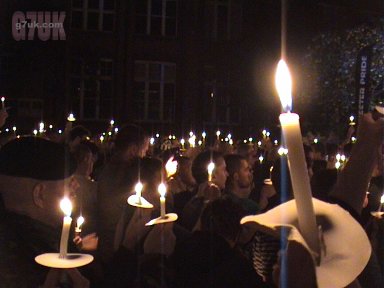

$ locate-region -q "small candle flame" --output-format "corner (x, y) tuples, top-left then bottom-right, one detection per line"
(381, 195), (384, 204)
(1, 97), (5, 102)
(202, 132), (206, 138)
(158, 183), (167, 197)
(77, 216), (84, 229)
(135, 182), (143, 194)
(110, 119), (115, 126)
(60, 198), (72, 217)
(207, 162), (215, 175)
(275, 59), (292, 112)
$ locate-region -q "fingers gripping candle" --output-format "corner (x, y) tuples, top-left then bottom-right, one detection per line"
(276, 59), (320, 256)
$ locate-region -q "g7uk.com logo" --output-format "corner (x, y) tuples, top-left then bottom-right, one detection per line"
(12, 11), (66, 41)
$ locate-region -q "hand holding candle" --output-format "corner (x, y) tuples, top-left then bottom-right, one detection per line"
(59, 198), (72, 259)
(276, 59), (320, 256)
(158, 183), (167, 218)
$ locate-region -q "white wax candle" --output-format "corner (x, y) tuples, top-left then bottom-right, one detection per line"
(276, 59), (320, 255)
(158, 183), (166, 218)
(59, 198), (72, 258)
(280, 113), (320, 254)
(59, 216), (72, 258)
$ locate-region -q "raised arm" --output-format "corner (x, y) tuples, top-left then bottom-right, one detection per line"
(330, 113), (384, 214)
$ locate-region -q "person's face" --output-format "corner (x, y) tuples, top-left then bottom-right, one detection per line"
(213, 157), (228, 190)
(236, 159), (253, 189)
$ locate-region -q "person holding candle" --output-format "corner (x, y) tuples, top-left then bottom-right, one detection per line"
(97, 123), (149, 263)
(179, 150), (228, 231)
(0, 137), (92, 287)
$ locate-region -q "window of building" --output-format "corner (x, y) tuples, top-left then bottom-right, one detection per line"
(205, 0), (231, 40)
(71, 0), (115, 32)
(133, 61), (176, 122)
(70, 58), (114, 120)
(135, 0), (177, 37)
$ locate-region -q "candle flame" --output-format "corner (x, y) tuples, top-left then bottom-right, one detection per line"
(135, 182), (143, 194)
(275, 59), (292, 112)
(77, 216), (84, 229)
(60, 197), (72, 217)
(158, 183), (167, 197)
(381, 195), (384, 204)
(165, 156), (178, 178)
(110, 119), (115, 125)
(207, 162), (215, 175)
(1, 97), (4, 102)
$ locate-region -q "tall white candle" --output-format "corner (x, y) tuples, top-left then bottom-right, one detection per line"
(158, 183), (166, 218)
(59, 198), (72, 258)
(276, 59), (320, 255)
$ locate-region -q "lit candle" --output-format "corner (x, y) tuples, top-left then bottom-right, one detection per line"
(207, 162), (215, 182)
(377, 195), (384, 213)
(158, 183), (167, 218)
(202, 131), (206, 139)
(1, 97), (5, 109)
(180, 138), (185, 149)
(135, 181), (143, 204)
(349, 115), (356, 126)
(39, 122), (45, 133)
(216, 130), (221, 140)
(75, 216), (84, 236)
(110, 119), (115, 127)
(276, 59), (320, 255)
(67, 113), (76, 122)
(59, 198), (72, 258)
(33, 129), (38, 136)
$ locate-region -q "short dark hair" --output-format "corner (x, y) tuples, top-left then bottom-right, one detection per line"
(224, 154), (245, 177)
(114, 124), (148, 151)
(191, 150), (223, 184)
(0, 137), (76, 180)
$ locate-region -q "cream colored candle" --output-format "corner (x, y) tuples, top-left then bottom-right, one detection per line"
(276, 59), (320, 255)
(158, 183), (166, 218)
(59, 198), (72, 258)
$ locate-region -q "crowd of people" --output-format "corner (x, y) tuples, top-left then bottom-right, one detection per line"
(0, 107), (384, 288)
